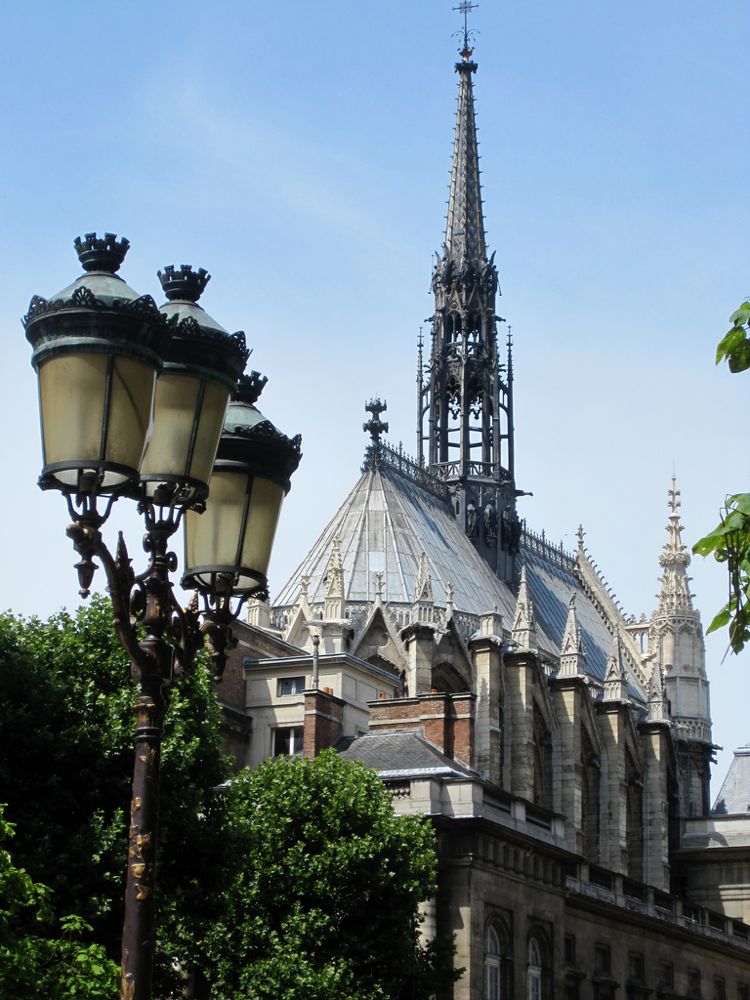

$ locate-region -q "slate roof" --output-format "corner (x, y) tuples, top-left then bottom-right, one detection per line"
(338, 730), (473, 779)
(523, 550), (613, 683)
(275, 465), (518, 622)
(713, 745), (750, 815)
(274, 461), (644, 699)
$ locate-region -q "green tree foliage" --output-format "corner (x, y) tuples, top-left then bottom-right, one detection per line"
(0, 600), (455, 996)
(0, 805), (119, 999)
(199, 750), (458, 1000)
(694, 302), (750, 653)
(0, 596), (231, 993)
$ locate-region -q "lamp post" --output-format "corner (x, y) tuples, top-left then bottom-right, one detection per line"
(23, 233), (301, 1000)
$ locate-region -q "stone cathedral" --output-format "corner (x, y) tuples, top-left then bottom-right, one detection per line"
(217, 30), (750, 1000)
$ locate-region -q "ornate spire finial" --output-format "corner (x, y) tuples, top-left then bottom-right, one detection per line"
(453, 1), (478, 54)
(445, 581), (455, 619)
(668, 474), (681, 514)
(363, 398), (389, 444)
(655, 475), (696, 618)
(576, 524), (585, 549)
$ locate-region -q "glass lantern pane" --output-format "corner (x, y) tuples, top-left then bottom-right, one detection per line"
(39, 354), (106, 484)
(188, 380), (231, 486)
(140, 372), (201, 482)
(140, 373), (229, 495)
(107, 356), (155, 472)
(237, 476), (284, 588)
(185, 469), (246, 574)
(39, 352), (155, 489)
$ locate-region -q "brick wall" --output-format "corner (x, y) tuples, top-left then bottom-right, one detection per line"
(369, 692), (475, 767)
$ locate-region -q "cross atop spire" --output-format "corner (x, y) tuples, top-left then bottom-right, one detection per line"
(453, 1), (478, 51)
(363, 398), (389, 444)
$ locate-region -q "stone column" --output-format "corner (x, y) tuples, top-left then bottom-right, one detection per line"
(469, 612), (504, 784)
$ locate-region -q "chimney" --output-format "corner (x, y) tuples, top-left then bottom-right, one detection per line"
(303, 688), (344, 758)
(368, 692), (475, 767)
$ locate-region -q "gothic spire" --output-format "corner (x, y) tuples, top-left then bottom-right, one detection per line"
(324, 536), (346, 619)
(655, 475), (697, 618)
(418, 25), (519, 586)
(412, 551), (436, 624)
(444, 40), (486, 265)
(603, 633), (629, 702)
(512, 565), (538, 650)
(647, 661), (669, 724)
(558, 594), (586, 678)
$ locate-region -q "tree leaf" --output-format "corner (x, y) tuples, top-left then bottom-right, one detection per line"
(706, 606), (732, 634)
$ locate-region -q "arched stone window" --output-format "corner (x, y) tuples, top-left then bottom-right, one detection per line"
(527, 937), (543, 1000)
(526, 929), (550, 1000)
(486, 925), (502, 1000)
(485, 921), (512, 1000)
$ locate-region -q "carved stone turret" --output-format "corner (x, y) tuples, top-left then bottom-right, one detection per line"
(648, 478), (713, 817)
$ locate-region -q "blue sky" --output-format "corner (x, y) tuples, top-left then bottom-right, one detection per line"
(0, 1), (747, 784)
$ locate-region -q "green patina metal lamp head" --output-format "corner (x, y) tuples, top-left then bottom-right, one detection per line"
(183, 371), (301, 600)
(24, 233), (162, 497)
(138, 264), (250, 507)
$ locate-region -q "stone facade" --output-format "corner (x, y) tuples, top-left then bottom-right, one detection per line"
(211, 32), (750, 1000)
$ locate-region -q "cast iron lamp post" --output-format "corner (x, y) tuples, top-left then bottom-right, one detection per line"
(24, 233), (301, 1000)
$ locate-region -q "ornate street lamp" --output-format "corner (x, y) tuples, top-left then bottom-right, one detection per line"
(183, 372), (302, 678)
(24, 233), (300, 1000)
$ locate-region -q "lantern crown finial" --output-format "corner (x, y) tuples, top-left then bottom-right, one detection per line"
(158, 264), (210, 303)
(74, 232), (130, 273)
(235, 371), (268, 407)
